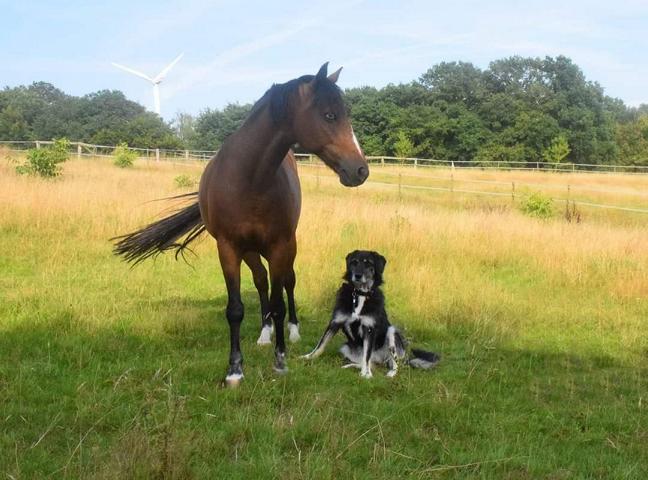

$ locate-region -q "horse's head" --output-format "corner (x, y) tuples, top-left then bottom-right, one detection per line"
(291, 63), (369, 187)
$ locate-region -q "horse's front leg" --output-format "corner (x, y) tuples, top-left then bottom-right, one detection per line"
(218, 241), (245, 387)
(267, 238), (296, 374)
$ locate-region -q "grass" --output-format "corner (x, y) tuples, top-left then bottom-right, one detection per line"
(1, 156), (647, 479)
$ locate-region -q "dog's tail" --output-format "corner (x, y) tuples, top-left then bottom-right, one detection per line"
(407, 348), (440, 369)
(112, 192), (206, 265)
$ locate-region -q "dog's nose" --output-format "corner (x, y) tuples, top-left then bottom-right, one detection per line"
(352, 274), (362, 281)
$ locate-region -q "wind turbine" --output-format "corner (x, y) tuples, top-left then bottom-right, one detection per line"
(111, 53), (184, 115)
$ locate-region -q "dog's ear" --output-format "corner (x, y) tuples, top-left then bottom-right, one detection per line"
(372, 252), (387, 274)
(345, 250), (360, 265)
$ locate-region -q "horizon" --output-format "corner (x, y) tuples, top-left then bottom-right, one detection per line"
(2, 0), (647, 120)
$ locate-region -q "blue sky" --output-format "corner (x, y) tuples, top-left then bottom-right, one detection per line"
(2, 0), (647, 120)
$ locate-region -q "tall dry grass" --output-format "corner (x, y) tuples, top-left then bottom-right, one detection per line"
(1, 156), (646, 357)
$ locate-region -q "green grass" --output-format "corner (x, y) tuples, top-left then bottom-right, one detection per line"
(1, 158), (647, 479)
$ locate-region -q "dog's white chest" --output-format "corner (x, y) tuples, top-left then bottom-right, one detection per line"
(352, 295), (366, 321)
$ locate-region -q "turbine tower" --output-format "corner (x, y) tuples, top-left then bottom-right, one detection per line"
(111, 53), (184, 115)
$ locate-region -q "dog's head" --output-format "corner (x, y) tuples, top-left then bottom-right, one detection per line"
(344, 250), (387, 292)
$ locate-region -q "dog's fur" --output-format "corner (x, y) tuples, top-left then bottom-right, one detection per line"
(302, 250), (440, 378)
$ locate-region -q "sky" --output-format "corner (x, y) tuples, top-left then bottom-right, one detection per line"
(2, 0), (647, 120)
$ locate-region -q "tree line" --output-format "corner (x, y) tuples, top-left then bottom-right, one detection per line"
(1, 56), (647, 165)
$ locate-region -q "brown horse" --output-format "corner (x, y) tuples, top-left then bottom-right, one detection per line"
(113, 63), (368, 385)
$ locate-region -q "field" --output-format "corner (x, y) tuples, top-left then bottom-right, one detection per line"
(1, 155), (647, 479)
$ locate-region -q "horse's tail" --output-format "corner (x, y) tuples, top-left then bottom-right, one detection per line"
(112, 192), (206, 265)
(407, 349), (441, 370)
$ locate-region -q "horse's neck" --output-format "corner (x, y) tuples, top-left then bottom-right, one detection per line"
(236, 106), (295, 183)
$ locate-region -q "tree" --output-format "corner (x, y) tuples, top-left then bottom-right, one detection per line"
(393, 130), (415, 159)
(542, 135), (571, 164)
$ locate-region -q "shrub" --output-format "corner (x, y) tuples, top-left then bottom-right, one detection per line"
(113, 143), (138, 168)
(521, 192), (553, 219)
(16, 138), (70, 177)
(174, 174), (195, 188)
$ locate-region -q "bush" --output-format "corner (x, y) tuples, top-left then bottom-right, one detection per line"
(521, 192), (553, 219)
(174, 174), (195, 188)
(113, 143), (138, 168)
(16, 138), (70, 177)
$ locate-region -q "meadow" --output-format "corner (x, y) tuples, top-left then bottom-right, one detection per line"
(1, 154), (647, 479)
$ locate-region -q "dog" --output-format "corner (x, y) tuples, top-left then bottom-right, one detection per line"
(301, 250), (440, 378)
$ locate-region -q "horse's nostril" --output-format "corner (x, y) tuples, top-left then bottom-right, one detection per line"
(357, 166), (368, 179)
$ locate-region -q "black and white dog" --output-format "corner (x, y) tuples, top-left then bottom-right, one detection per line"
(301, 250), (439, 378)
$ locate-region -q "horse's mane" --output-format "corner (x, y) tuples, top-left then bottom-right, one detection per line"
(248, 74), (343, 125)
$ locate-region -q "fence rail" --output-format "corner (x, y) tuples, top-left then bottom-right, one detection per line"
(2, 140), (647, 215)
(2, 140), (648, 175)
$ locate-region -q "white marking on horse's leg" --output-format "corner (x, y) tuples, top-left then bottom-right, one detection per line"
(288, 323), (301, 343)
(256, 324), (273, 345)
(225, 373), (244, 387)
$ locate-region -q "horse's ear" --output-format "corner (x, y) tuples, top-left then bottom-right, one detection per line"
(328, 66), (343, 84)
(315, 62), (329, 83)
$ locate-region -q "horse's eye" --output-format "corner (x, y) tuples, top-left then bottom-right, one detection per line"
(324, 112), (336, 122)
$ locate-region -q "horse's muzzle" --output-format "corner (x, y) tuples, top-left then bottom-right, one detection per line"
(339, 164), (369, 187)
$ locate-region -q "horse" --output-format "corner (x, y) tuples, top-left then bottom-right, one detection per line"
(113, 63), (369, 386)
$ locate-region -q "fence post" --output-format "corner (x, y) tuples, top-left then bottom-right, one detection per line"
(185, 150), (189, 161)
(36, 141), (41, 149)
(381, 156), (385, 167)
(536, 162), (539, 170)
(77, 143), (81, 160)
(155, 148), (160, 162)
(414, 158), (418, 169)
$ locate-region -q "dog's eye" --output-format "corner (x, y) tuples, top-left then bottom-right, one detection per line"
(350, 259), (358, 266)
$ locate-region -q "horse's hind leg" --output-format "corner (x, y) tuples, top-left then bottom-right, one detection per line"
(267, 239), (296, 374)
(218, 241), (245, 386)
(243, 253), (272, 345)
(285, 267), (300, 343)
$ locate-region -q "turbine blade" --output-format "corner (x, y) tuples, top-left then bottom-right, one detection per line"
(153, 53), (184, 83)
(111, 62), (154, 82)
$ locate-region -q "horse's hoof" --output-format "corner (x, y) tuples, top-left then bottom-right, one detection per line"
(274, 352), (288, 374)
(256, 325), (273, 345)
(225, 373), (244, 388)
(288, 323), (301, 343)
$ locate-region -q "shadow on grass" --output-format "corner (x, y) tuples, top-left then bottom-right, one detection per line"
(1, 302), (646, 479)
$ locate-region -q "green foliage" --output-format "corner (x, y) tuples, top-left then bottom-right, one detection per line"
(191, 103), (252, 150)
(16, 138), (70, 177)
(393, 130), (415, 159)
(0, 84), (181, 149)
(113, 142), (138, 168)
(521, 192), (554, 219)
(543, 135), (571, 164)
(616, 115), (648, 166)
(174, 174), (195, 188)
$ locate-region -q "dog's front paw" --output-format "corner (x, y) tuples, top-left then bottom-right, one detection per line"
(386, 369), (398, 378)
(360, 369), (373, 379)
